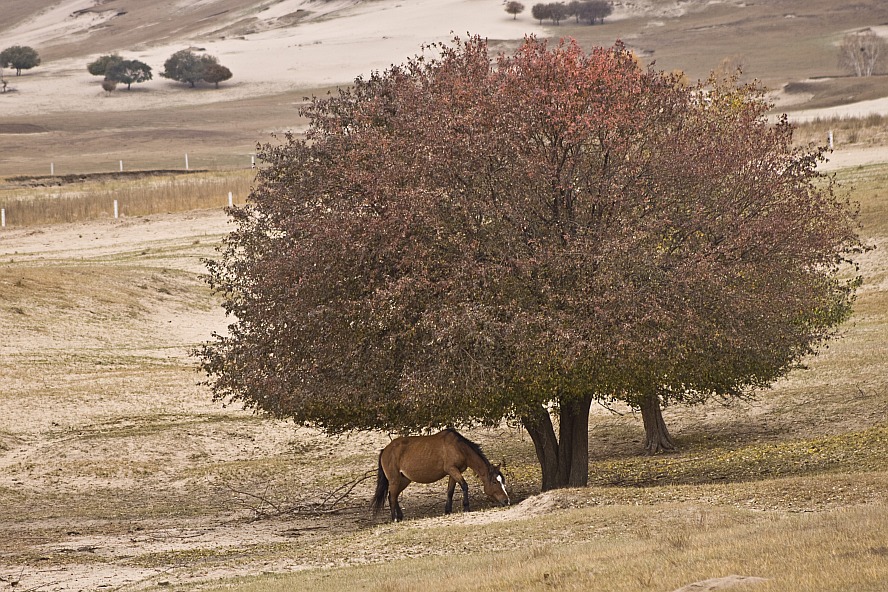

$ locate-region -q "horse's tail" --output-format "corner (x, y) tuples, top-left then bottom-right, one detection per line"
(370, 451), (388, 515)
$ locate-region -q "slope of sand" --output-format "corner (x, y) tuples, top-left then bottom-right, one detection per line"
(0, 0), (544, 117)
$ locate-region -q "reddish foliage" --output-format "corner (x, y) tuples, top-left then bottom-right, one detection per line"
(199, 37), (861, 484)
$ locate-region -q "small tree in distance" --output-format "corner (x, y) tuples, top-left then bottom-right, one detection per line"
(202, 61), (232, 88)
(106, 59), (152, 90)
(0, 45), (41, 76)
(532, 1), (613, 25)
(549, 2), (567, 24)
(505, 1), (525, 19)
(161, 49), (204, 87)
(582, 0), (612, 24)
(839, 30), (887, 77)
(531, 3), (551, 24)
(161, 49), (233, 88)
(87, 54), (124, 77)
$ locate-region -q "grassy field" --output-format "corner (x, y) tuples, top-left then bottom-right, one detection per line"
(0, 156), (885, 591)
(0, 170), (253, 226)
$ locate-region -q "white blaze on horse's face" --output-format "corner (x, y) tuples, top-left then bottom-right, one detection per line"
(496, 474), (509, 504)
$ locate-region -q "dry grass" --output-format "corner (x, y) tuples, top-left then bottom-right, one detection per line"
(0, 170), (253, 227)
(0, 158), (886, 590)
(793, 114), (888, 149)
(208, 494), (888, 592)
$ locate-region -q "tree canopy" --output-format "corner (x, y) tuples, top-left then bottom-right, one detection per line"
(199, 36), (861, 490)
(0, 45), (41, 76)
(87, 54), (124, 77)
(160, 49), (232, 88)
(106, 59), (152, 90)
(505, 1), (525, 19)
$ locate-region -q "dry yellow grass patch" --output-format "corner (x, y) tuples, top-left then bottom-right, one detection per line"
(0, 170), (252, 227)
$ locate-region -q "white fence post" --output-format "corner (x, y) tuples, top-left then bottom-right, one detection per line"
(50, 162), (54, 176)
(228, 191), (233, 207)
(113, 200), (119, 219)
(185, 153), (189, 170)
(120, 160), (124, 172)
(1, 208), (5, 228)
(828, 130), (834, 149)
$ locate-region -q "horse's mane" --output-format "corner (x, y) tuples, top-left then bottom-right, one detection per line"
(445, 428), (492, 466)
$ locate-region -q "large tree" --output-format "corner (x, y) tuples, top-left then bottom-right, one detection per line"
(0, 45), (40, 75)
(614, 74), (862, 454)
(199, 37), (861, 491)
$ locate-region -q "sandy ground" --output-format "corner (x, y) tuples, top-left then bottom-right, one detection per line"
(0, 209), (551, 591)
(3, 0), (887, 172)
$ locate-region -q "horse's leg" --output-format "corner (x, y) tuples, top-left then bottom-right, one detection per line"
(388, 474), (410, 522)
(446, 469), (470, 512)
(445, 476), (457, 514)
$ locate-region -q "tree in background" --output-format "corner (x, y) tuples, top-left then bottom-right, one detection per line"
(87, 54), (124, 77)
(198, 37), (861, 491)
(160, 49), (204, 87)
(202, 61), (233, 88)
(533, 1), (613, 25)
(548, 2), (567, 24)
(531, 3), (551, 24)
(105, 59), (152, 90)
(505, 1), (525, 19)
(0, 45), (41, 76)
(161, 50), (232, 88)
(577, 0), (612, 24)
(839, 30), (887, 77)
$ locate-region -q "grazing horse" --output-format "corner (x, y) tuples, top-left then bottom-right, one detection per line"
(371, 428), (510, 522)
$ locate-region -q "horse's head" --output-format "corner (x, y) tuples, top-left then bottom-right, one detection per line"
(484, 465), (510, 507)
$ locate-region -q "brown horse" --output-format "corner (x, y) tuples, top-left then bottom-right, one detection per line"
(371, 428), (510, 522)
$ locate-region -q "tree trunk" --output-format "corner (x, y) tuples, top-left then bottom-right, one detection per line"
(559, 396), (592, 486)
(639, 392), (675, 454)
(521, 406), (561, 491)
(521, 396), (593, 491)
